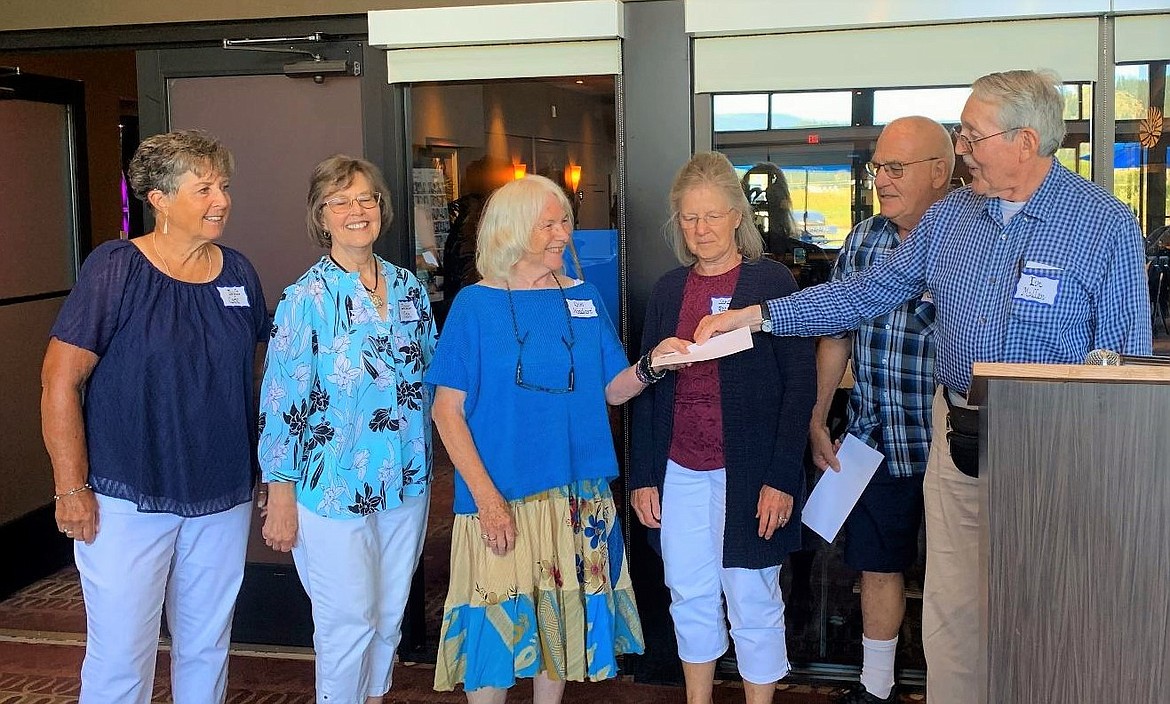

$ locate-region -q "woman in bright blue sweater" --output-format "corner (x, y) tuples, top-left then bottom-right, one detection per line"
(428, 175), (686, 703)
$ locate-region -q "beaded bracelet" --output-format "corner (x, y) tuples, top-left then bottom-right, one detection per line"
(53, 483), (92, 501)
(635, 352), (667, 385)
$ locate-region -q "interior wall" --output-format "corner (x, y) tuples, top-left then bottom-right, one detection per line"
(0, 50), (137, 249)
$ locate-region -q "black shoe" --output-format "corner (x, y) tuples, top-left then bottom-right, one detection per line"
(832, 682), (898, 703)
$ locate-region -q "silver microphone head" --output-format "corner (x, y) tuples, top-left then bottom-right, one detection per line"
(1085, 349), (1122, 366)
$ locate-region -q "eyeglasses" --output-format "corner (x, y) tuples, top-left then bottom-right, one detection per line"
(678, 208), (736, 230)
(865, 157), (942, 179)
(506, 277), (576, 394)
(323, 192), (382, 214)
(951, 125), (1022, 153)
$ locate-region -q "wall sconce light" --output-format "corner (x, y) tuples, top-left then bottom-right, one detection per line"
(566, 164), (582, 193)
(513, 163), (528, 180)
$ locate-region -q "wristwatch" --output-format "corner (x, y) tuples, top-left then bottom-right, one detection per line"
(759, 301), (773, 333)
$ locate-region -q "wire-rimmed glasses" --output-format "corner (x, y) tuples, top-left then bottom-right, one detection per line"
(678, 207), (736, 230)
(864, 157), (943, 179)
(951, 125), (1022, 153)
(506, 277), (576, 394)
(323, 192), (382, 214)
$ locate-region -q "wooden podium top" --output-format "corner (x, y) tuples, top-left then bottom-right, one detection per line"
(968, 362), (1170, 404)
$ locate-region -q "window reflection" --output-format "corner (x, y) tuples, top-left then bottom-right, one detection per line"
(770, 91), (852, 128)
(713, 93), (769, 131)
(874, 87), (969, 125)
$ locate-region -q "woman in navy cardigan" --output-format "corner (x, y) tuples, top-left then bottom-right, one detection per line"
(630, 151), (816, 704)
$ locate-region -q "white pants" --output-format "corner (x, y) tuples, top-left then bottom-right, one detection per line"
(922, 387), (986, 704)
(660, 461), (789, 685)
(75, 493), (251, 704)
(292, 491), (430, 703)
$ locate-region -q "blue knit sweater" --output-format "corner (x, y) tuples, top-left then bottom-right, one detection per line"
(630, 258), (816, 568)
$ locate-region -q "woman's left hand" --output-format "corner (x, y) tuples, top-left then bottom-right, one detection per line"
(649, 336), (693, 372)
(756, 485), (794, 539)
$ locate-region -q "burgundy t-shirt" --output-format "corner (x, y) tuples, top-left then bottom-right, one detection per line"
(668, 264), (741, 470)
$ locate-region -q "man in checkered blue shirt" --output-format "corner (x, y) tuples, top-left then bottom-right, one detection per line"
(696, 70), (1151, 704)
(809, 117), (953, 704)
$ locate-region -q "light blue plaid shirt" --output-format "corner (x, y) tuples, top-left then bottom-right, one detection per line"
(768, 161), (1151, 395)
(832, 216), (935, 478)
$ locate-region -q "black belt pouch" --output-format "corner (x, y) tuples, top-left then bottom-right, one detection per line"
(944, 390), (981, 478)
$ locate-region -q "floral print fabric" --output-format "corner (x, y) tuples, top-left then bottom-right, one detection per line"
(434, 479), (644, 692)
(258, 256), (437, 519)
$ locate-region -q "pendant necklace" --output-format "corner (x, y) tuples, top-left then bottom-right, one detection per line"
(331, 255), (383, 308)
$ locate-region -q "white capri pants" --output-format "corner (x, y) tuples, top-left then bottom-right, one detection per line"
(660, 460), (790, 685)
(74, 493), (251, 704)
(291, 490), (430, 703)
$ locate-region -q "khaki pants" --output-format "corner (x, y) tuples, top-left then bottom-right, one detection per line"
(922, 386), (987, 704)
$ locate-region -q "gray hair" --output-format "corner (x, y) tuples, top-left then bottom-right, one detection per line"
(971, 69), (1066, 156)
(475, 175), (574, 281)
(306, 155), (394, 248)
(665, 151), (764, 266)
(127, 129), (234, 207)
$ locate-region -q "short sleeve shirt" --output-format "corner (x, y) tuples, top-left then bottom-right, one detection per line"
(50, 240), (269, 516)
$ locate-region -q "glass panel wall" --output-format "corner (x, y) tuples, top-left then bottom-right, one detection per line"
(1114, 62), (1168, 235)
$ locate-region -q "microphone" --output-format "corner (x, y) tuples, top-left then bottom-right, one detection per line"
(1085, 349), (1170, 366)
(1084, 349), (1122, 366)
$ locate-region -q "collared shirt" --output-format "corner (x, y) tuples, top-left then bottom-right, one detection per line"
(831, 216), (935, 477)
(766, 162), (1151, 395)
(259, 256), (437, 519)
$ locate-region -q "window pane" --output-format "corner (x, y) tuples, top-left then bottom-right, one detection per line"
(1059, 84), (1092, 121)
(1115, 64), (1149, 120)
(1112, 142), (1144, 223)
(1055, 142), (1092, 179)
(714, 94), (769, 131)
(873, 87), (969, 125)
(784, 165), (853, 249)
(770, 91), (852, 128)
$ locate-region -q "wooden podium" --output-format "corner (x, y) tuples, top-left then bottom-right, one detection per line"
(969, 363), (1170, 703)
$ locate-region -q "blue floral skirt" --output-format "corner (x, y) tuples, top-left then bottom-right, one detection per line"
(433, 478), (644, 691)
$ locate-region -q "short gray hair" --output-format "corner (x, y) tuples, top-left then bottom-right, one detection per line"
(127, 130), (234, 207)
(971, 69), (1066, 156)
(475, 175), (574, 281)
(665, 151), (764, 266)
(306, 155), (393, 248)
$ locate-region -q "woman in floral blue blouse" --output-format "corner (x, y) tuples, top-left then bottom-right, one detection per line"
(257, 155), (437, 704)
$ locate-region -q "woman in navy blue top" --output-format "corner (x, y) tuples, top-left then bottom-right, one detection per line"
(41, 130), (267, 704)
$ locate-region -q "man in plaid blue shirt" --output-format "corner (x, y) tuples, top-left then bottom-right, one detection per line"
(697, 71), (1151, 704)
(809, 117), (953, 704)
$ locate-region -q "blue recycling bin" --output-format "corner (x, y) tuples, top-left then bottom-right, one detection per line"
(563, 228), (619, 322)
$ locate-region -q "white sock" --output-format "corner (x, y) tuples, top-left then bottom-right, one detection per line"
(859, 634), (898, 699)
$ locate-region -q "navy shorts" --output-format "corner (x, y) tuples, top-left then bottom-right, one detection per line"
(842, 460), (925, 573)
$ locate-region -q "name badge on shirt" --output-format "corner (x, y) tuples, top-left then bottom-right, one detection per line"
(217, 286), (249, 307)
(1014, 274), (1060, 305)
(710, 296), (732, 314)
(567, 299), (598, 318)
(398, 300), (420, 323)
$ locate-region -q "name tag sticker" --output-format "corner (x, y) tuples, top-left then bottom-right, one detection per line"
(217, 286), (249, 307)
(710, 296), (732, 314)
(398, 300), (420, 323)
(1024, 260), (1063, 271)
(567, 299), (598, 318)
(1014, 274), (1060, 305)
